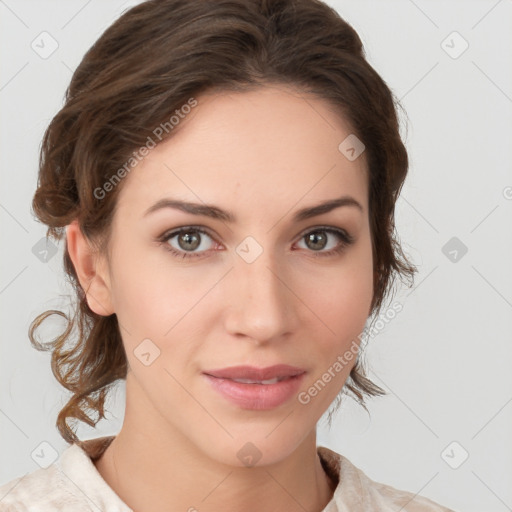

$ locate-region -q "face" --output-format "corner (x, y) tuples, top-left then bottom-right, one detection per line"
(95, 85), (373, 467)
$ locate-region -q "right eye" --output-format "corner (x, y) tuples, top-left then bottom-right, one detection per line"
(158, 227), (220, 259)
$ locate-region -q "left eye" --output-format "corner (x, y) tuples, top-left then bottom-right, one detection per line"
(295, 228), (351, 254)
(158, 226), (354, 259)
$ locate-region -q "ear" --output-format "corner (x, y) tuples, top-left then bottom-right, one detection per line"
(66, 219), (115, 316)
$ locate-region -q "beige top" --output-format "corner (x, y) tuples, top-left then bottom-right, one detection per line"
(0, 436), (457, 511)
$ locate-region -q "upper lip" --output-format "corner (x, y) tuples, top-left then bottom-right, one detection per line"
(203, 364), (306, 381)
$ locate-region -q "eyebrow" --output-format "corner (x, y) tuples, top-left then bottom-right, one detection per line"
(143, 195), (363, 223)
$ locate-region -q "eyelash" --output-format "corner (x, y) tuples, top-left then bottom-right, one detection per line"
(157, 225), (355, 260)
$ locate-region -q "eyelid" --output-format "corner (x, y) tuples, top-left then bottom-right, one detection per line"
(159, 224), (352, 242)
(158, 225), (217, 245)
(158, 226), (218, 254)
(157, 224), (354, 258)
(297, 224), (353, 241)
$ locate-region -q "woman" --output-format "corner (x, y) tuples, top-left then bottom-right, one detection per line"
(0, 0), (456, 510)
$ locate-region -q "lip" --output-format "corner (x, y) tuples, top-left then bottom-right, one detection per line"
(203, 365), (306, 410)
(204, 364), (306, 381)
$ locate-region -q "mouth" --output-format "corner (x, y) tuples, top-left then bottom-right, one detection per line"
(222, 376), (290, 385)
(202, 365), (306, 410)
(203, 364), (306, 382)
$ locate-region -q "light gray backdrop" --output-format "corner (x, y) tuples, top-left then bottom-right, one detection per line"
(1, 1), (511, 511)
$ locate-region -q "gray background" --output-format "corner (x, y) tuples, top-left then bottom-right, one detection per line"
(1, 1), (511, 511)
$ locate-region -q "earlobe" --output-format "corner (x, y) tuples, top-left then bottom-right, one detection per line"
(66, 220), (114, 317)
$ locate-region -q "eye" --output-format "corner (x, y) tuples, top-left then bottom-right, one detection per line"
(157, 225), (355, 260)
(158, 227), (217, 259)
(294, 227), (355, 258)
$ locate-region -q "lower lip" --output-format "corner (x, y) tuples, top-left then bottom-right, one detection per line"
(203, 373), (306, 410)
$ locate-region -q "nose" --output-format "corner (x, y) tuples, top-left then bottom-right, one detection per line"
(223, 247), (296, 345)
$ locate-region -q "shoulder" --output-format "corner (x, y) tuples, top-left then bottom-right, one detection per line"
(0, 453), (81, 511)
(317, 446), (458, 512)
(0, 437), (129, 511)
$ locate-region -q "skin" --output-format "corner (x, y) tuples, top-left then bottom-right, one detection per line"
(66, 84), (373, 512)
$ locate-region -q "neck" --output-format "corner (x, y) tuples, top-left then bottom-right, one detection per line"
(94, 374), (336, 512)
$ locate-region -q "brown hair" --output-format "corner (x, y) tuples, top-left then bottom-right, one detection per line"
(29, 0), (417, 444)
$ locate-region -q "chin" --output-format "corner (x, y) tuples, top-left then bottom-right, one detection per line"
(197, 423), (313, 469)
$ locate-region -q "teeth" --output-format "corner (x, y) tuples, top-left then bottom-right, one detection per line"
(231, 377), (281, 385)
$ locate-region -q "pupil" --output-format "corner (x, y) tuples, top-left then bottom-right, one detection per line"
(176, 231), (327, 252)
(308, 232), (326, 250)
(180, 232), (200, 250)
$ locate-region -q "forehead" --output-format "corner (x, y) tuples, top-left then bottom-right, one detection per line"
(116, 85), (368, 219)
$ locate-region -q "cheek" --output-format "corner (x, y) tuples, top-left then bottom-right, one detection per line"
(106, 239), (173, 338)
(314, 243), (373, 324)
(309, 240), (373, 362)
(297, 258), (373, 411)
(108, 247), (216, 364)
(109, 226), (373, 349)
